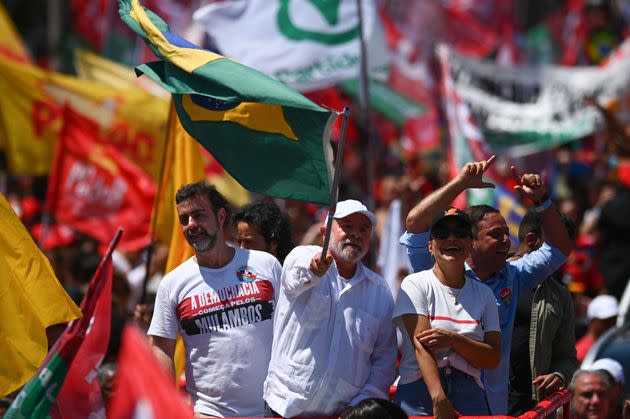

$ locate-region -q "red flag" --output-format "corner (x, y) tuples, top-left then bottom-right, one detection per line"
(71, 0), (111, 49)
(52, 231), (119, 419)
(108, 325), (194, 418)
(6, 230), (121, 418)
(46, 106), (155, 251)
(30, 223), (76, 250)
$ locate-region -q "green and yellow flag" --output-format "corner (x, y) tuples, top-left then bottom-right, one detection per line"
(118, 0), (337, 205)
(0, 193), (81, 397)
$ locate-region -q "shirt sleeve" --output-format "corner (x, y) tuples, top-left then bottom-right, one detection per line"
(399, 231), (433, 273)
(481, 287), (501, 333)
(511, 242), (567, 295)
(392, 272), (429, 320)
(281, 246), (324, 296)
(147, 277), (179, 340)
(270, 256), (283, 302)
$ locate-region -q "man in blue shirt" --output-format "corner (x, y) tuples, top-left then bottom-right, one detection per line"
(399, 155), (573, 415)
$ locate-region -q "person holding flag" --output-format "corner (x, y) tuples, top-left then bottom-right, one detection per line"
(263, 199), (397, 418)
(148, 181), (281, 417)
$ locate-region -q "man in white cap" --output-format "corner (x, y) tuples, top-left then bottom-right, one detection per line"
(263, 199), (397, 418)
(590, 358), (627, 418)
(576, 295), (619, 361)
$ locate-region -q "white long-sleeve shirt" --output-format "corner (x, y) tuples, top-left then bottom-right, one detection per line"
(263, 245), (397, 418)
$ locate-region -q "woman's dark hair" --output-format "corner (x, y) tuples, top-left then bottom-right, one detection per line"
(233, 200), (293, 263)
(344, 398), (408, 419)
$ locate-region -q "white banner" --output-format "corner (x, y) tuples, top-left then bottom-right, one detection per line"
(443, 39), (630, 156)
(194, 0), (388, 91)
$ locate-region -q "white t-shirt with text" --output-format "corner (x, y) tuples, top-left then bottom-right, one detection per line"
(148, 248), (281, 417)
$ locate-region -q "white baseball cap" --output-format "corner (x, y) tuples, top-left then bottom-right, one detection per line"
(328, 199), (376, 226)
(587, 295), (619, 320)
(590, 358), (625, 384)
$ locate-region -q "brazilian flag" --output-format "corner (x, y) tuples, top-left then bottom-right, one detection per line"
(118, 0), (337, 205)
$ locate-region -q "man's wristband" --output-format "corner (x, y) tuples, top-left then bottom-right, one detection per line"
(534, 198), (553, 213)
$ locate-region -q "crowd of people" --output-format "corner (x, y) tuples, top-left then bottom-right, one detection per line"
(2, 138), (630, 418)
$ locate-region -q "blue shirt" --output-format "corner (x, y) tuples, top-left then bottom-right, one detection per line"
(399, 231), (567, 415)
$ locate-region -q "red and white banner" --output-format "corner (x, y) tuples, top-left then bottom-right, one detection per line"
(46, 106), (155, 251)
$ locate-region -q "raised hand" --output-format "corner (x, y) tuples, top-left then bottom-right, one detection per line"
(511, 165), (548, 203)
(455, 155), (496, 190)
(310, 252), (333, 277)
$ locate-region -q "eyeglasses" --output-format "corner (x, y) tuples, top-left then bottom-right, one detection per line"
(431, 225), (472, 240)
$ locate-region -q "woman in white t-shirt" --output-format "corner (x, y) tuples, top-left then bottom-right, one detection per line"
(393, 208), (501, 418)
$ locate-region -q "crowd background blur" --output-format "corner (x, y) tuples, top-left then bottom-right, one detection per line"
(2, 0), (630, 415)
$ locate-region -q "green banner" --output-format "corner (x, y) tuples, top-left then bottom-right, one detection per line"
(338, 78), (425, 127)
(5, 353), (68, 419)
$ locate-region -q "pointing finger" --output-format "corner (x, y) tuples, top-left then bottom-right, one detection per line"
(510, 165), (522, 185)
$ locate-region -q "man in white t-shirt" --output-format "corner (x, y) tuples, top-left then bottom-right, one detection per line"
(263, 200), (397, 418)
(148, 181), (281, 418)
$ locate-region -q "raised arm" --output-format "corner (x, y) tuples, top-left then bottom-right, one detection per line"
(281, 247), (332, 295)
(511, 167), (574, 256)
(406, 156), (496, 233)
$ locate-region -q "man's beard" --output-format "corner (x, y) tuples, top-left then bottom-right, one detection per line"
(185, 228), (217, 252)
(330, 239), (367, 264)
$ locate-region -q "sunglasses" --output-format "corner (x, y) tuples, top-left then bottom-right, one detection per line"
(431, 225), (472, 240)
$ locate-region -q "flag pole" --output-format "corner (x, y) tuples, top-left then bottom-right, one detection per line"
(321, 106), (351, 261)
(140, 101), (175, 305)
(356, 0), (374, 211)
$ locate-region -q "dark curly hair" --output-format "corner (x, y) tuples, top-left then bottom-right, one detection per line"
(233, 200), (293, 263)
(175, 181), (230, 220)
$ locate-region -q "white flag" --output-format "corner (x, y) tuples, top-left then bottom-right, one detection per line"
(194, 0), (389, 91)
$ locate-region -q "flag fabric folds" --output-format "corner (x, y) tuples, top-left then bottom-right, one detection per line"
(152, 102), (207, 269)
(0, 56), (168, 180)
(0, 194), (81, 398)
(46, 106), (155, 252)
(5, 230), (119, 418)
(107, 325), (194, 418)
(118, 0), (338, 205)
(192, 0), (389, 92)
(74, 48), (169, 99)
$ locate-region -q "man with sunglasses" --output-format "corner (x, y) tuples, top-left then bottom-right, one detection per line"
(399, 156), (574, 415)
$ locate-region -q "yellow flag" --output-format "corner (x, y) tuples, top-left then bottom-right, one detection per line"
(0, 57), (168, 181)
(0, 4), (31, 151)
(0, 193), (81, 397)
(152, 103), (207, 379)
(74, 49), (169, 99)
